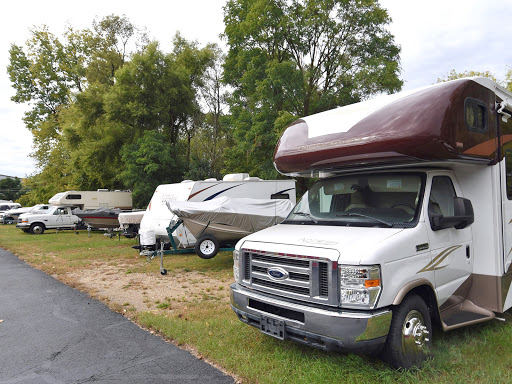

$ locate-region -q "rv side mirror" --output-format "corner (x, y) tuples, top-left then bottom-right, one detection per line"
(429, 197), (474, 231)
(452, 197), (474, 229)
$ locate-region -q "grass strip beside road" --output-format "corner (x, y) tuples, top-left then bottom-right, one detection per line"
(1, 225), (512, 383)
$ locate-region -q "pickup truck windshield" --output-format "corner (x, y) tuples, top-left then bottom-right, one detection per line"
(283, 173), (425, 228)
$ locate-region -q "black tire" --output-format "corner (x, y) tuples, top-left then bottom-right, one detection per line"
(29, 223), (45, 235)
(160, 269), (168, 275)
(195, 235), (220, 259)
(383, 294), (432, 370)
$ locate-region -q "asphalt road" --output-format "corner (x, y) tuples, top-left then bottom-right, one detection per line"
(0, 248), (234, 384)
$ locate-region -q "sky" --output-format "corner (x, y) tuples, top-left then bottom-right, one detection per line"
(1, 0), (511, 179)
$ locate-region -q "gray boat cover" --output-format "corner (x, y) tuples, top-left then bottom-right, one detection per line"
(165, 197), (294, 233)
(118, 210), (145, 225)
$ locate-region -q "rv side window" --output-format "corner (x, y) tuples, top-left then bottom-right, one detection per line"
(429, 176), (456, 217)
(464, 98), (488, 133)
(66, 194), (82, 200)
(506, 150), (512, 200)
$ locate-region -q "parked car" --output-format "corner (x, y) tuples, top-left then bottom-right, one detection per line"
(17, 205), (81, 234)
(1, 204), (50, 224)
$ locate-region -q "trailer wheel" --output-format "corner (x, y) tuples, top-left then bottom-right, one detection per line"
(195, 235), (220, 259)
(29, 223), (45, 235)
(383, 294), (432, 369)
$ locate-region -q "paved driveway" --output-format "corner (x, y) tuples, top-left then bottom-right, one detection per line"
(0, 248), (234, 384)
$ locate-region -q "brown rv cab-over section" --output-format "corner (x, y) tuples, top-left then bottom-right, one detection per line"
(274, 79), (498, 176)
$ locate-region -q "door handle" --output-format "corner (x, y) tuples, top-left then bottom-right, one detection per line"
(466, 245), (470, 259)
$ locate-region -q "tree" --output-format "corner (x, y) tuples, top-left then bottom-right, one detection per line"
(0, 178), (24, 201)
(222, 0), (402, 178)
(120, 130), (186, 207)
(186, 45), (232, 179)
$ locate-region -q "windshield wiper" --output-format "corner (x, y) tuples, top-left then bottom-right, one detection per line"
(336, 212), (393, 227)
(291, 212), (318, 224)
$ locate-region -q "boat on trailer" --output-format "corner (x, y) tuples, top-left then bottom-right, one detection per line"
(165, 196), (294, 259)
(73, 208), (122, 229)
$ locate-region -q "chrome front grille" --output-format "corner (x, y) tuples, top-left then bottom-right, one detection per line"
(241, 249), (338, 306)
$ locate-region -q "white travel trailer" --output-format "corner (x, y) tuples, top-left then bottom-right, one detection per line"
(48, 190), (132, 210)
(230, 78), (512, 369)
(139, 173), (296, 248)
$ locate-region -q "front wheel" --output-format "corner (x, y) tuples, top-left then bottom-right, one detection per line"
(195, 235), (220, 259)
(383, 294), (432, 369)
(29, 223), (45, 235)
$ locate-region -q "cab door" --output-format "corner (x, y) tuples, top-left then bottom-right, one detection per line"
(424, 173), (473, 307)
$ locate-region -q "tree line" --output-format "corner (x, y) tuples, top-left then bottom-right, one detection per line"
(9, 1), (409, 207)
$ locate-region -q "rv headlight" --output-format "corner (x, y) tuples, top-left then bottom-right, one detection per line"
(339, 265), (381, 309)
(233, 249), (240, 281)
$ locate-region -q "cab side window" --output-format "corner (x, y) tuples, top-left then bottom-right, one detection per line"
(429, 176), (457, 217)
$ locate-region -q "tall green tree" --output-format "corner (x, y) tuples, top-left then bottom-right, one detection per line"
(186, 45), (232, 179)
(120, 130), (186, 207)
(222, 0), (402, 178)
(8, 15), (144, 194)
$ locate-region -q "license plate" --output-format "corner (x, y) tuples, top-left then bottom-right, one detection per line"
(260, 315), (285, 340)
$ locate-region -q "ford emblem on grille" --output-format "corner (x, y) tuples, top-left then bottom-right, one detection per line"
(267, 267), (289, 280)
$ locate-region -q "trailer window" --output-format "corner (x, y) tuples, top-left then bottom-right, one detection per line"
(66, 194), (82, 200)
(464, 98), (488, 133)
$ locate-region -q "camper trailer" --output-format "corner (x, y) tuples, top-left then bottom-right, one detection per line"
(48, 190), (132, 210)
(139, 174), (296, 249)
(230, 78), (512, 369)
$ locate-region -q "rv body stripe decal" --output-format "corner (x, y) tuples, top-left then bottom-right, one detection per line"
(464, 134), (512, 157)
(417, 245), (462, 274)
(275, 188), (295, 194)
(204, 184), (242, 201)
(187, 183), (221, 200)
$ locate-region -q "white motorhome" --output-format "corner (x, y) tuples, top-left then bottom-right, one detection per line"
(140, 173), (296, 248)
(230, 78), (512, 369)
(48, 190), (132, 210)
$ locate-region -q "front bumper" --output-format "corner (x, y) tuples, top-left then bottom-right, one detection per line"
(16, 223), (30, 229)
(230, 283), (392, 353)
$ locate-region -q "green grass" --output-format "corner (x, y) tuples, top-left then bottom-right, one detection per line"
(2, 224), (512, 383)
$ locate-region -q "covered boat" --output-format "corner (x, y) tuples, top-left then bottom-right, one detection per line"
(73, 208), (122, 229)
(166, 196), (294, 241)
(274, 78), (511, 176)
(118, 210), (145, 238)
(166, 196), (294, 258)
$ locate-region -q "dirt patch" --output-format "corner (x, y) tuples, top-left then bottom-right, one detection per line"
(63, 263), (231, 314)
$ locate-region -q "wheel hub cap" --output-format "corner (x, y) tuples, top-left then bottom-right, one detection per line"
(402, 310), (430, 356)
(200, 240), (215, 255)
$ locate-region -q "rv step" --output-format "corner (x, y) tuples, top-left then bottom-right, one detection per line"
(443, 311), (491, 327)
(441, 300), (495, 330)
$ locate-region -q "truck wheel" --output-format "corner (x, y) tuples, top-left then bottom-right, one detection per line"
(383, 294), (432, 369)
(29, 223), (45, 235)
(195, 235), (219, 259)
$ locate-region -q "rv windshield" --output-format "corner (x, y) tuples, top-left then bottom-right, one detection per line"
(283, 173), (425, 228)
